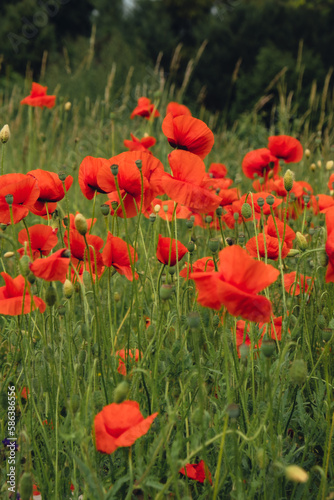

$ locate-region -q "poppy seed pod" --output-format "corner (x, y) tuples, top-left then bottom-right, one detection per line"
(5, 194), (13, 206)
(208, 238), (220, 253)
(58, 172), (67, 182)
(216, 206), (223, 216)
(160, 284), (174, 300)
(100, 204), (110, 216)
(257, 197), (265, 208)
(110, 164), (119, 176)
(74, 213), (88, 236)
(0, 124), (10, 143)
(261, 339), (276, 358)
(266, 195), (275, 206)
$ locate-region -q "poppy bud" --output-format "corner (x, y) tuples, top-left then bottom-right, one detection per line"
(208, 238), (220, 253)
(0, 124), (10, 143)
(326, 160), (334, 171)
(63, 279), (74, 299)
(241, 203), (252, 219)
(19, 255), (30, 277)
(111, 200), (118, 211)
(266, 195), (275, 206)
(64, 101), (72, 111)
(310, 163), (316, 171)
(100, 204), (110, 216)
(261, 339), (276, 358)
(303, 195), (310, 204)
(4, 251), (14, 258)
(114, 291), (121, 302)
(317, 160), (322, 168)
(285, 465), (308, 483)
(296, 232), (308, 251)
(257, 197), (265, 209)
(114, 381), (129, 404)
(205, 215), (212, 224)
(305, 148), (311, 158)
(19, 472), (33, 500)
(187, 241), (195, 253)
(74, 213), (88, 236)
(160, 284), (174, 300)
(287, 249), (300, 257)
(45, 285), (57, 307)
(233, 212), (239, 221)
(154, 204), (161, 213)
(216, 206), (223, 216)
(135, 159), (142, 170)
(289, 359), (307, 385)
(227, 403), (240, 420)
(5, 194), (13, 205)
(110, 164), (119, 176)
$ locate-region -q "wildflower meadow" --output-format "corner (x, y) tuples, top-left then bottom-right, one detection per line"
(1, 60), (334, 500)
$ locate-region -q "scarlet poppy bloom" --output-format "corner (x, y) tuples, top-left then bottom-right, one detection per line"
(18, 224), (58, 260)
(180, 460), (212, 485)
(325, 207), (334, 282)
(27, 169), (73, 215)
(0, 174), (40, 225)
(284, 272), (314, 295)
(261, 315), (285, 341)
(102, 232), (138, 281)
(29, 249), (71, 283)
(190, 245), (279, 322)
(235, 320), (263, 357)
(156, 234), (188, 266)
(94, 400), (158, 454)
(328, 173), (334, 191)
(79, 156), (110, 200)
(208, 163), (228, 178)
(268, 135), (303, 163)
(266, 215), (295, 249)
(0, 272), (46, 315)
(242, 148), (279, 180)
(166, 101), (192, 117)
(201, 176), (233, 191)
(162, 113), (214, 159)
(20, 82), (56, 109)
(180, 257), (215, 279)
(162, 150), (221, 213)
(146, 199), (191, 222)
(64, 229), (104, 276)
(124, 133), (156, 153)
(318, 194), (334, 213)
(21, 387), (29, 400)
(116, 349), (141, 376)
(240, 192), (282, 216)
(246, 233), (290, 260)
(97, 151), (164, 218)
(130, 97), (160, 120)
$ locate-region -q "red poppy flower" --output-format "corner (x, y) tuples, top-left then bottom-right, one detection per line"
(284, 272), (314, 295)
(18, 224), (58, 260)
(180, 257), (215, 279)
(0, 174), (40, 225)
(97, 151), (164, 218)
(102, 232), (138, 281)
(201, 176), (234, 191)
(94, 400), (158, 454)
(268, 135), (303, 163)
(266, 215), (295, 249)
(156, 234), (188, 266)
(162, 113), (214, 159)
(208, 163), (228, 178)
(27, 169), (73, 214)
(130, 97), (160, 120)
(79, 156), (110, 200)
(29, 248), (71, 283)
(124, 133), (156, 153)
(116, 349), (141, 376)
(21, 387), (29, 400)
(0, 272), (46, 315)
(328, 173), (334, 191)
(235, 320), (263, 357)
(242, 148), (279, 180)
(20, 82), (56, 109)
(162, 150), (221, 213)
(190, 245), (279, 322)
(166, 102), (192, 117)
(325, 207), (334, 282)
(64, 229), (104, 276)
(261, 315), (285, 341)
(318, 194), (334, 213)
(64, 213), (96, 232)
(180, 460), (212, 485)
(246, 233), (290, 260)
(145, 199), (191, 221)
(240, 192), (282, 216)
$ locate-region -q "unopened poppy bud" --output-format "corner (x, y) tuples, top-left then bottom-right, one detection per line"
(187, 241), (195, 253)
(285, 465), (308, 483)
(216, 206), (223, 216)
(0, 124), (10, 143)
(114, 291), (121, 302)
(296, 232), (308, 251)
(317, 160), (322, 168)
(58, 172), (67, 182)
(19, 472), (33, 500)
(135, 159), (142, 170)
(208, 238), (220, 253)
(45, 285), (57, 306)
(283, 169), (294, 192)
(233, 212), (239, 221)
(261, 339), (276, 358)
(257, 197), (265, 208)
(19, 255), (30, 277)
(326, 160), (334, 171)
(154, 204), (161, 213)
(63, 279), (74, 299)
(317, 249), (328, 267)
(287, 248), (300, 257)
(5, 194), (13, 205)
(160, 284), (174, 300)
(186, 219), (194, 229)
(310, 163), (316, 171)
(187, 311), (200, 329)
(305, 148), (311, 158)
(64, 101), (72, 111)
(289, 359), (307, 385)
(100, 204), (110, 216)
(205, 215), (212, 224)
(114, 381), (129, 404)
(241, 203), (252, 219)
(227, 403), (240, 420)
(4, 251), (14, 258)
(74, 213), (88, 236)
(110, 164), (119, 176)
